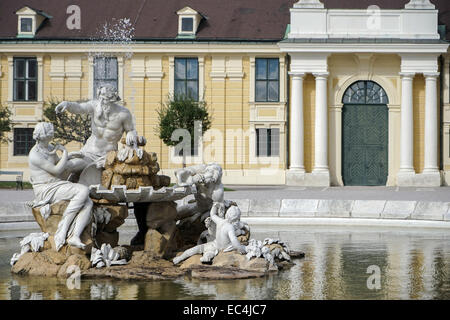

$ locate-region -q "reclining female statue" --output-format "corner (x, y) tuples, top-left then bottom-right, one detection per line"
(29, 122), (93, 251)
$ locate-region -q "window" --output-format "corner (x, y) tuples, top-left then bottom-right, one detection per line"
(175, 58), (199, 100)
(13, 128), (35, 156)
(342, 81), (389, 105)
(256, 128), (279, 157)
(94, 57), (118, 98)
(255, 58), (279, 102)
(20, 18), (32, 33)
(181, 18), (194, 32)
(13, 58), (37, 101)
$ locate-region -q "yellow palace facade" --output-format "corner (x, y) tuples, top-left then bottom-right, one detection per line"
(1, 0), (450, 187)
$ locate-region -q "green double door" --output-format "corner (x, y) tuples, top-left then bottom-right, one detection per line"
(342, 104), (388, 186)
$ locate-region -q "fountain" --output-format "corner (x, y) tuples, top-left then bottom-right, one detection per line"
(9, 18), (301, 282)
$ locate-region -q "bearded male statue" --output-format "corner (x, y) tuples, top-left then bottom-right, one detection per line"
(55, 85), (139, 176)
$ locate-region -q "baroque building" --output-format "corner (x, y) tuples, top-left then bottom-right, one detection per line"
(0, 0), (449, 187)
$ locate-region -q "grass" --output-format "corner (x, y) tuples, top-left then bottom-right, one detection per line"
(0, 181), (32, 189)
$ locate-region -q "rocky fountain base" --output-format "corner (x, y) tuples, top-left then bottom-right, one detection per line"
(11, 147), (303, 281)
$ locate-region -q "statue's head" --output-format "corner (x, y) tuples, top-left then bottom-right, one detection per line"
(225, 205), (241, 223)
(33, 122), (54, 142)
(97, 84), (120, 104)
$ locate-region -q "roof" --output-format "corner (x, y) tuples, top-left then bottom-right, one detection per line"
(0, 0), (449, 41)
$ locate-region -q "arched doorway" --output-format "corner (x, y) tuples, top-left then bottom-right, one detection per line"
(342, 81), (389, 186)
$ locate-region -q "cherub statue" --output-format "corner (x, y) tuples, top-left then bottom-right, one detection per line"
(29, 122), (93, 251)
(175, 163), (224, 222)
(197, 201), (250, 245)
(173, 202), (246, 265)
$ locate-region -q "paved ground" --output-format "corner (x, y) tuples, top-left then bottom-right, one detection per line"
(225, 185), (450, 202)
(0, 185), (449, 203)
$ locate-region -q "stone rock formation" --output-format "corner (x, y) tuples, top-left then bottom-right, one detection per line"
(144, 201), (178, 258)
(101, 140), (170, 190)
(30, 200), (128, 254)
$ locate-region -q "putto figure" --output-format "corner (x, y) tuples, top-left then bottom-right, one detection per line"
(55, 84), (138, 174)
(173, 203), (246, 265)
(175, 163), (224, 221)
(29, 122), (93, 251)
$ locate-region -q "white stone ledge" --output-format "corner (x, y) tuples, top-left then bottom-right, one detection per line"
(242, 217), (450, 229)
(248, 199), (281, 217)
(1, 199), (450, 230)
(241, 199), (450, 222)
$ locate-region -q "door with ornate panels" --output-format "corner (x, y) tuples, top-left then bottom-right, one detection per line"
(342, 81), (389, 186)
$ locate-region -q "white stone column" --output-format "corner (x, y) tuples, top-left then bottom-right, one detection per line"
(399, 73), (415, 173)
(423, 72), (440, 173)
(289, 72), (305, 172)
(313, 72), (329, 173)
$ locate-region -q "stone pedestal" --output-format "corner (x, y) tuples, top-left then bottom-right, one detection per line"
(397, 172), (442, 187)
(286, 171), (330, 186)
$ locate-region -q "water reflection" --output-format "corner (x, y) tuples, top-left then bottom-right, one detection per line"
(1, 226), (450, 300)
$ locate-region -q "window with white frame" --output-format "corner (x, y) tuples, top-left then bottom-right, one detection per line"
(175, 58), (199, 100)
(13, 128), (35, 156)
(13, 58), (37, 101)
(256, 128), (279, 157)
(181, 17), (194, 32)
(20, 18), (33, 33)
(255, 58), (279, 102)
(94, 57), (118, 98)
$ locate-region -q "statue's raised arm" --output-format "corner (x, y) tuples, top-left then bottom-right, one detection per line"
(53, 85), (143, 182)
(55, 100), (95, 115)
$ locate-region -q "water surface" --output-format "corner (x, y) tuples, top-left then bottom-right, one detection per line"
(1, 225), (449, 300)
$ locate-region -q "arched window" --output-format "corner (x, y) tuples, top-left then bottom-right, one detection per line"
(342, 81), (389, 105)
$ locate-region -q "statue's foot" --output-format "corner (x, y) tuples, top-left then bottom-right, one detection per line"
(200, 255), (213, 264)
(54, 234), (66, 252)
(173, 256), (183, 265)
(67, 236), (86, 250)
(130, 231), (146, 246)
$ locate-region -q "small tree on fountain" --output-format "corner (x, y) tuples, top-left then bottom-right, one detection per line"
(43, 98), (92, 145)
(157, 94), (212, 168)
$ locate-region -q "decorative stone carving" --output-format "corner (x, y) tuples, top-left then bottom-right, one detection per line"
(101, 139), (169, 191)
(293, 0), (325, 9)
(405, 0), (435, 10)
(90, 243), (128, 268)
(10, 232), (49, 266)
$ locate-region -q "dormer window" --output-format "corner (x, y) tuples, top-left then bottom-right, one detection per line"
(177, 7), (202, 38)
(15, 6), (52, 38)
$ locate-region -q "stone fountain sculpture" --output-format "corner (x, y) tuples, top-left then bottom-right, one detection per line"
(10, 85), (299, 280)
(54, 84), (139, 183)
(28, 122), (93, 251)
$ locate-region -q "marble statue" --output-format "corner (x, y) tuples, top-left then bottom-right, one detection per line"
(29, 122), (93, 251)
(197, 200), (250, 245)
(176, 163), (224, 222)
(90, 243), (127, 268)
(10, 232), (49, 266)
(55, 85), (138, 175)
(173, 202), (246, 265)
